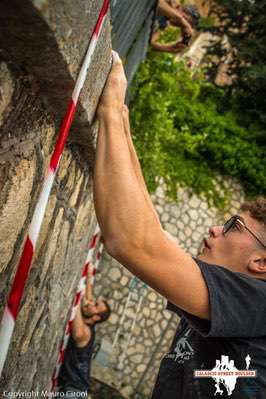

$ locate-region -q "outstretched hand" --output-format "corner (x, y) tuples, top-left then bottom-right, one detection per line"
(168, 41), (186, 53)
(182, 23), (193, 39)
(97, 51), (127, 118)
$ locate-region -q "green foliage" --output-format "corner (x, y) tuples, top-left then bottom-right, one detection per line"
(208, 0), (266, 128)
(157, 25), (181, 44)
(198, 16), (215, 30)
(130, 51), (266, 208)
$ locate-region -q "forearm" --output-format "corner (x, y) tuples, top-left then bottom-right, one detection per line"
(85, 274), (93, 303)
(151, 42), (179, 53)
(94, 111), (161, 253)
(122, 108), (160, 223)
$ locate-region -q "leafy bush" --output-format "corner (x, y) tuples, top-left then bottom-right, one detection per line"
(156, 25), (181, 43)
(208, 0), (266, 129)
(130, 50), (266, 208)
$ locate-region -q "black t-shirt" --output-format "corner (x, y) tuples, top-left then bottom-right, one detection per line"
(58, 327), (95, 394)
(151, 259), (266, 399)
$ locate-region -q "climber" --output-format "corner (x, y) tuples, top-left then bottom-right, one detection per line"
(151, 1), (200, 53)
(94, 52), (266, 398)
(57, 268), (111, 399)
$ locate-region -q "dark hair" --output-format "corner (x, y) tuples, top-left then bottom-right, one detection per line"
(96, 299), (111, 324)
(241, 197), (266, 229)
(183, 5), (200, 28)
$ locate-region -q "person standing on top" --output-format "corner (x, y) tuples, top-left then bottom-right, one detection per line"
(151, 1), (200, 53)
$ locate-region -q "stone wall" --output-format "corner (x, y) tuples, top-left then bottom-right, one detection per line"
(91, 180), (245, 398)
(0, 0), (158, 395)
(0, 0), (111, 392)
(0, 62), (97, 391)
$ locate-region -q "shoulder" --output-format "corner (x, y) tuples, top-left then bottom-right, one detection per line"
(197, 258), (266, 290)
(74, 325), (93, 348)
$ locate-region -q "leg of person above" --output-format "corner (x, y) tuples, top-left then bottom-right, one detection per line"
(157, 0), (193, 36)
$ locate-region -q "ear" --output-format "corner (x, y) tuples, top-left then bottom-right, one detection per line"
(247, 252), (266, 274)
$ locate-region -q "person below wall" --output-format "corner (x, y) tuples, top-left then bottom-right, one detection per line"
(93, 51), (266, 399)
(151, 0), (200, 53)
(57, 268), (111, 399)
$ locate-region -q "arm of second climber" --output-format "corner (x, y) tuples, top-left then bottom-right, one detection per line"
(83, 266), (94, 307)
(72, 302), (92, 348)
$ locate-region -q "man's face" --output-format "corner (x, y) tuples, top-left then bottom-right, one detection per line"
(82, 298), (107, 321)
(197, 212), (265, 273)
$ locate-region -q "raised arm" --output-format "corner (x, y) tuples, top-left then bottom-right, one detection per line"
(72, 302), (92, 348)
(94, 53), (210, 320)
(84, 266), (94, 305)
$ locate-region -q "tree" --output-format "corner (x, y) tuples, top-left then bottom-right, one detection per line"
(208, 0), (266, 131)
(130, 51), (266, 208)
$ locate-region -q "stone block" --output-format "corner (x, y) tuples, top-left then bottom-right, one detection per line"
(184, 226), (192, 237)
(0, 62), (14, 126)
(120, 275), (129, 286)
(155, 204), (163, 215)
(161, 212), (169, 222)
(147, 291), (157, 302)
(109, 267), (122, 282)
(170, 204), (180, 218)
(192, 231), (202, 242)
(189, 196), (201, 209)
(137, 364), (146, 373)
(188, 209), (198, 221)
(181, 213), (189, 224)
(142, 307), (150, 318)
(0, 157), (36, 275)
(164, 223), (178, 237)
(156, 186), (165, 199)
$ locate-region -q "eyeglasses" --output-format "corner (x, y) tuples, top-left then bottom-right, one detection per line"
(223, 215), (266, 249)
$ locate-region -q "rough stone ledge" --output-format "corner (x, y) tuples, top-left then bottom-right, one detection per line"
(0, 0), (111, 158)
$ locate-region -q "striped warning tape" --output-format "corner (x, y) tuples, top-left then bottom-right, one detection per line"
(0, 0), (109, 377)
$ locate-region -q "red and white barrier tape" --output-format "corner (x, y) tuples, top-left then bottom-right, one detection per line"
(51, 225), (103, 391)
(0, 0), (109, 377)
